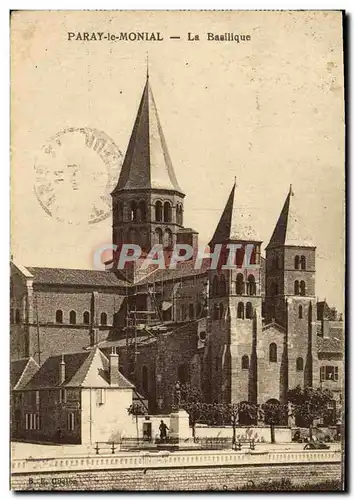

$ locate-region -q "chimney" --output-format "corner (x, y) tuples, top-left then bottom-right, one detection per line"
(109, 347), (120, 386)
(59, 354), (66, 384)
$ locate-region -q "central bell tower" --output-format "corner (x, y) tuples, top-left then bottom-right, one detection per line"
(111, 73), (185, 256)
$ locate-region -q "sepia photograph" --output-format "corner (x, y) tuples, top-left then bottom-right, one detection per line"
(10, 9), (345, 491)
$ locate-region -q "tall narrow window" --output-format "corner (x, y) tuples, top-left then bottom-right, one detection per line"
(219, 274), (227, 296)
(67, 412), (75, 431)
(100, 312), (107, 326)
(118, 202), (124, 222)
(69, 310), (76, 325)
(236, 273), (244, 295)
(83, 311), (90, 324)
(155, 228), (163, 244)
(130, 201), (137, 221)
(300, 255), (306, 270)
(189, 303), (195, 319)
(155, 201), (162, 222)
(295, 256), (300, 269)
(164, 228), (173, 248)
(137, 201), (147, 222)
(300, 281), (306, 296)
(15, 309), (20, 324)
(298, 305), (303, 319)
(247, 275), (256, 296)
(163, 201), (172, 222)
(237, 302), (244, 319)
(294, 280), (300, 295)
(320, 366), (325, 382)
(212, 275), (219, 297)
(56, 310), (63, 324)
(296, 357), (304, 371)
(246, 302), (253, 319)
(269, 343), (277, 362)
(242, 355), (249, 370)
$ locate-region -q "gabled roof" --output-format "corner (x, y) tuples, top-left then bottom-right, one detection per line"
(112, 76), (183, 195)
(317, 336), (343, 354)
(267, 185), (315, 249)
(210, 182), (261, 245)
(26, 267), (128, 287)
(11, 357), (39, 390)
(262, 321), (286, 334)
(18, 348), (133, 390)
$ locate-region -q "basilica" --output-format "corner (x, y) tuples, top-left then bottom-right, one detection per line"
(10, 73), (343, 423)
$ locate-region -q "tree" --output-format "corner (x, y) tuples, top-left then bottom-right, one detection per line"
(288, 385), (334, 441)
(180, 384), (206, 439)
(127, 402), (147, 439)
(259, 401), (287, 444)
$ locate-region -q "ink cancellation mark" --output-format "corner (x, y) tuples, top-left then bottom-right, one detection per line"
(34, 128), (123, 225)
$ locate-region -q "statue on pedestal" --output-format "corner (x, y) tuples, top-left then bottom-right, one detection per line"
(174, 380), (181, 410)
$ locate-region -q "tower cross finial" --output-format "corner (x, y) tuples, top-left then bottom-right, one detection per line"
(289, 184), (294, 196)
(146, 53), (149, 80)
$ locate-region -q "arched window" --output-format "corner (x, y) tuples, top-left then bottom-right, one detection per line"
(246, 302), (253, 319)
(118, 202), (124, 222)
(100, 312), (107, 326)
(163, 228), (173, 248)
(142, 365), (148, 394)
(300, 281), (306, 296)
(15, 309), (20, 324)
(163, 201), (172, 222)
(295, 256), (300, 270)
(83, 311), (90, 324)
(269, 343), (277, 362)
(130, 201), (137, 221)
(212, 275), (219, 297)
(237, 302), (244, 319)
(176, 204), (183, 225)
(294, 280), (300, 295)
(296, 357), (304, 371)
(247, 275), (256, 296)
(137, 201), (147, 222)
(189, 303), (195, 319)
(56, 310), (63, 324)
(242, 355), (249, 370)
(219, 303), (224, 320)
(236, 273), (244, 295)
(69, 310), (76, 325)
(155, 228), (163, 245)
(300, 255), (306, 270)
(219, 274), (227, 296)
(155, 201), (162, 222)
(298, 305), (303, 319)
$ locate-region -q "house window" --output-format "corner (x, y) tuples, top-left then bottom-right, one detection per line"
(100, 312), (107, 326)
(295, 256), (300, 270)
(67, 412), (75, 431)
(298, 305), (303, 319)
(69, 310), (76, 325)
(56, 310), (63, 324)
(300, 255), (306, 270)
(269, 343), (277, 362)
(25, 413), (39, 430)
(242, 355), (249, 370)
(96, 388), (106, 406)
(83, 311), (90, 324)
(296, 357), (303, 371)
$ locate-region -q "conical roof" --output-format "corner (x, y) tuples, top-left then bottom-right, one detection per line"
(112, 76), (183, 195)
(210, 182), (261, 244)
(267, 185), (314, 249)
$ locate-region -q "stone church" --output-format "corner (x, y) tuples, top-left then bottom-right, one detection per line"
(10, 73), (343, 422)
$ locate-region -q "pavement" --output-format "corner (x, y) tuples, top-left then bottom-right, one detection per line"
(11, 441), (342, 461)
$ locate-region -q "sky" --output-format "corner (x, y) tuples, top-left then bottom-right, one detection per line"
(11, 10), (345, 310)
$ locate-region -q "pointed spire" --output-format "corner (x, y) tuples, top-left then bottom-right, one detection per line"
(146, 53), (149, 80)
(209, 183), (261, 245)
(112, 75), (183, 195)
(267, 186), (314, 249)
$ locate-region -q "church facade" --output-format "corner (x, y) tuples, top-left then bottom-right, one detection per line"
(10, 73), (343, 422)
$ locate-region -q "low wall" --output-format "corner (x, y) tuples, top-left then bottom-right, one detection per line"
(11, 449), (342, 491)
(194, 425), (291, 443)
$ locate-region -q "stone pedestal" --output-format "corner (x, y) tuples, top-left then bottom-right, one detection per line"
(169, 410), (191, 440)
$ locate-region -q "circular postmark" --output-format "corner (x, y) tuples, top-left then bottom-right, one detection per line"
(34, 127), (123, 225)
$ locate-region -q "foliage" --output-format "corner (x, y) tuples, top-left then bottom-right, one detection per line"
(288, 385), (333, 428)
(127, 402), (147, 417)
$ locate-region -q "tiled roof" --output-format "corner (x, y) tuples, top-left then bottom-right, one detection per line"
(210, 182), (261, 245)
(317, 336), (343, 353)
(112, 77), (183, 195)
(19, 348), (133, 390)
(135, 259), (210, 286)
(11, 357), (39, 390)
(27, 267), (128, 287)
(267, 186), (314, 249)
